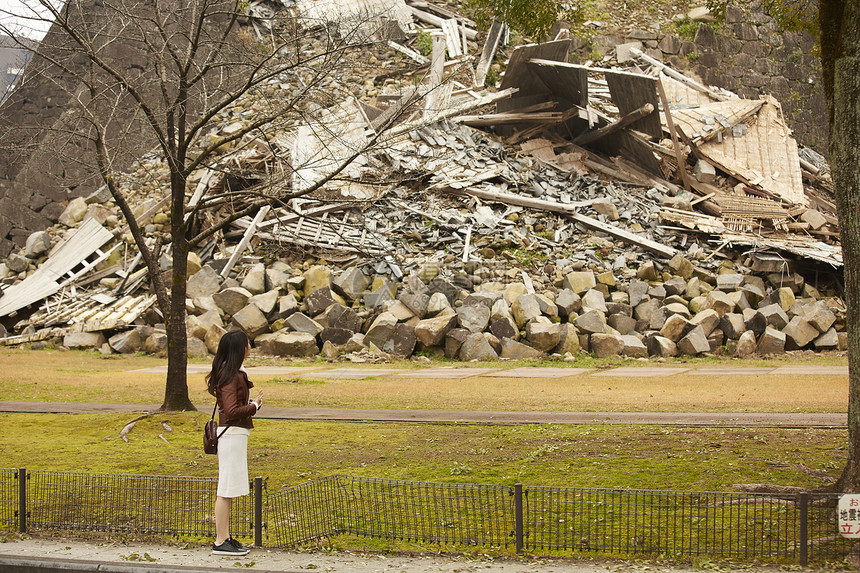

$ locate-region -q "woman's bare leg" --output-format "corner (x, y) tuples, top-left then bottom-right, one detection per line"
(214, 496), (232, 545)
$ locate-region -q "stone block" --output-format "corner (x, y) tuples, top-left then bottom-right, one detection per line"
(416, 313), (459, 347)
(64, 331), (107, 349)
(240, 263), (266, 295)
(108, 330), (141, 354)
(285, 312), (324, 337)
(620, 334), (647, 357)
(232, 304), (270, 340)
(734, 330), (757, 357)
(332, 267), (370, 301)
(213, 287), (253, 316)
(256, 331), (318, 357)
(459, 332), (498, 361)
(563, 271), (596, 294)
(782, 316), (819, 348)
(757, 327), (786, 355)
(187, 265), (223, 299)
(646, 335), (677, 357)
(500, 338), (544, 359)
(590, 333), (623, 358)
(677, 325), (710, 355)
(525, 320), (561, 352)
(690, 308), (720, 336)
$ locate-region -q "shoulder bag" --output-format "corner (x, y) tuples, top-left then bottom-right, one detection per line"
(203, 402), (229, 454)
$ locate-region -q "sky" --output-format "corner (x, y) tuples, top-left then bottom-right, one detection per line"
(0, 0), (57, 41)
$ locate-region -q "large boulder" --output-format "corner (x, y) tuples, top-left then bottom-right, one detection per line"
(213, 287), (253, 316)
(757, 327), (786, 355)
(415, 312), (459, 347)
(553, 323), (580, 355)
(316, 304), (361, 332)
(677, 325), (710, 355)
(574, 310), (605, 334)
(303, 265), (331, 295)
(500, 337), (544, 359)
(511, 294), (541, 328)
(64, 331), (106, 349)
(108, 329), (142, 354)
(232, 304), (270, 340)
(782, 316), (819, 348)
(646, 335), (677, 357)
(24, 231), (52, 258)
(457, 304), (491, 333)
(563, 271), (596, 294)
(525, 319), (561, 352)
(249, 289), (279, 315)
(186, 265), (223, 299)
(459, 333), (498, 361)
(590, 333), (623, 358)
(332, 267), (370, 301)
(240, 263), (267, 295)
(285, 312), (324, 337)
(363, 312), (398, 349)
(256, 331), (319, 357)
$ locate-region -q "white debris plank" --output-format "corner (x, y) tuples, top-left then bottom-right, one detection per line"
(220, 205), (271, 278)
(0, 219), (115, 318)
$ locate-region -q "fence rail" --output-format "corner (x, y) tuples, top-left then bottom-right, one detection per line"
(0, 468), (853, 564)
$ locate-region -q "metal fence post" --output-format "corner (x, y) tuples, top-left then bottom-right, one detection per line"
(514, 483), (523, 554)
(17, 468), (26, 533)
(799, 492), (808, 566)
(254, 476), (263, 547)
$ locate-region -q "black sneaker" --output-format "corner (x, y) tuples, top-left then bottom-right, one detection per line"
(227, 537), (246, 551)
(212, 539), (250, 556)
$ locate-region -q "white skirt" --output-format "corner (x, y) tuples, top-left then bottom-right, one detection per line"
(217, 426), (251, 498)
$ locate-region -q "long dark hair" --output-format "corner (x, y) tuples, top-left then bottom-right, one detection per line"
(206, 330), (249, 397)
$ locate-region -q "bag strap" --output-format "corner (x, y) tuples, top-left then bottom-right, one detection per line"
(212, 401), (230, 440)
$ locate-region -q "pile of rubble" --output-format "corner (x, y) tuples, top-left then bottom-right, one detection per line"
(0, 0), (846, 361)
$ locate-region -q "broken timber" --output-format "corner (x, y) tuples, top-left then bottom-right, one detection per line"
(441, 186), (677, 258)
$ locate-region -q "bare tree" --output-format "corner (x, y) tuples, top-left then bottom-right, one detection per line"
(0, 0), (433, 410)
(820, 0), (860, 492)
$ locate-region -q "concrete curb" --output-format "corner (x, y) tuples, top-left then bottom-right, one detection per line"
(0, 555), (298, 573)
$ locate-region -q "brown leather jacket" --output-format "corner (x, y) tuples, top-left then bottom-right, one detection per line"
(216, 370), (256, 429)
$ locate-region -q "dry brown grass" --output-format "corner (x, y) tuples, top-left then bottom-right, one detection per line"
(0, 348), (847, 413)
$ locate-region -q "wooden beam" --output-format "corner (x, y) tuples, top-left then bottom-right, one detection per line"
(475, 19), (504, 87)
(220, 205), (270, 278)
(572, 102), (654, 146)
(441, 186), (676, 258)
(656, 77), (691, 191)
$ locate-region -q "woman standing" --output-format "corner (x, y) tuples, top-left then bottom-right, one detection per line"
(206, 330), (262, 557)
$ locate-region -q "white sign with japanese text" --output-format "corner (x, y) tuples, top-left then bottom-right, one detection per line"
(838, 494), (860, 538)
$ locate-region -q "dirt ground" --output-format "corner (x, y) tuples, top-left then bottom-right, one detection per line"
(0, 536), (816, 573)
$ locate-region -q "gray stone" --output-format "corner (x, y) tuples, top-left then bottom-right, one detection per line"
(232, 303), (270, 340)
(204, 324), (227, 354)
(574, 309), (606, 334)
(400, 292), (430, 318)
(636, 261), (659, 281)
(590, 333), (623, 358)
(690, 308), (720, 336)
(427, 292), (452, 316)
(108, 330), (142, 354)
(662, 302), (691, 319)
(249, 289), (279, 315)
(647, 335), (677, 357)
(663, 277), (687, 297)
(782, 316), (819, 348)
(303, 265), (331, 294)
(592, 198), (619, 220)
(607, 314), (637, 335)
(464, 290), (504, 309)
(256, 331), (318, 357)
(525, 319), (561, 352)
(24, 231), (52, 258)
(535, 293), (558, 318)
(382, 300), (415, 322)
(719, 313), (746, 340)
(187, 265), (223, 299)
(743, 308), (768, 337)
(553, 323), (580, 355)
(563, 271), (596, 294)
(761, 287), (795, 311)
(740, 284), (765, 307)
(757, 327), (786, 355)
(735, 330), (757, 357)
(187, 336), (209, 357)
(660, 314), (690, 341)
(186, 315), (207, 340)
(277, 294), (299, 318)
(306, 287), (341, 317)
(64, 331), (107, 349)
(500, 337), (544, 359)
(802, 301), (836, 332)
(716, 273), (744, 291)
(677, 325), (710, 355)
(615, 41), (644, 63)
(620, 334), (647, 357)
(144, 332), (168, 354)
(444, 328), (470, 360)
(693, 159), (716, 183)
(582, 289), (607, 312)
(648, 285), (667, 300)
(58, 197), (88, 227)
(703, 290), (734, 317)
(627, 279), (650, 307)
(285, 312), (324, 337)
(813, 327), (839, 350)
(240, 263), (267, 295)
(387, 323), (417, 357)
(5, 253), (29, 273)
(459, 332), (498, 361)
(457, 304), (491, 333)
(416, 312), (459, 347)
(512, 294), (542, 328)
(317, 304), (361, 332)
(726, 291), (751, 312)
(555, 289), (582, 319)
(427, 278), (459, 305)
(668, 255), (694, 280)
(707, 328), (725, 353)
(265, 268), (291, 292)
(489, 316), (519, 341)
(363, 312), (398, 349)
(758, 304), (789, 329)
(332, 267), (370, 301)
(213, 287), (253, 316)
(364, 284), (394, 310)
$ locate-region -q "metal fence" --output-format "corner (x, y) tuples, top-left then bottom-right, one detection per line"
(1, 469), (854, 564)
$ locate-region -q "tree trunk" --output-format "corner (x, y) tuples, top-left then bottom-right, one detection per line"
(822, 1), (860, 492)
(161, 170), (195, 412)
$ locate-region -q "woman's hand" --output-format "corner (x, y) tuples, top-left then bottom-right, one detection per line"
(252, 391), (263, 410)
